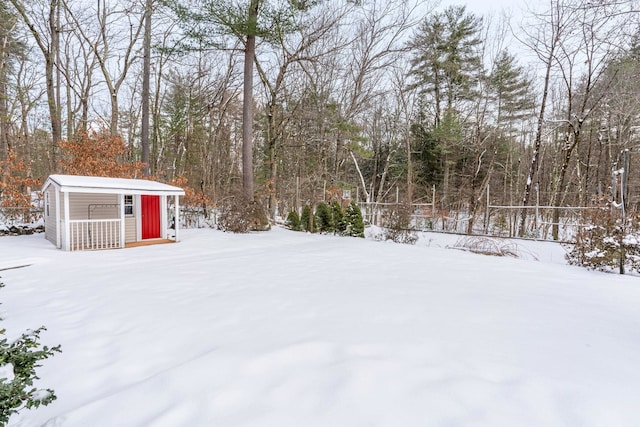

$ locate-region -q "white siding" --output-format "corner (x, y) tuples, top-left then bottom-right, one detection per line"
(44, 187), (57, 246)
(125, 217), (136, 243)
(68, 193), (119, 220)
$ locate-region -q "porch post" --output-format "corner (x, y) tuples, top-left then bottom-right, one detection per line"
(174, 194), (180, 242)
(63, 191), (70, 251)
(119, 193), (125, 248)
(160, 195), (168, 239)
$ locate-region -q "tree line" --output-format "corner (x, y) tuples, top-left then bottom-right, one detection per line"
(1, 0), (639, 238)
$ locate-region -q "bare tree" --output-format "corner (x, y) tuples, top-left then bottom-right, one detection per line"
(546, 1), (630, 239)
(56, 3), (102, 137)
(390, 67), (419, 204)
(8, 0), (62, 151)
(340, 0), (423, 203)
(0, 4), (20, 158)
(254, 1), (351, 218)
(516, 0), (576, 237)
(63, 0), (145, 136)
(140, 0), (153, 175)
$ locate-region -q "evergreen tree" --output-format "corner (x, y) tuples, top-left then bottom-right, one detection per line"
(408, 6), (482, 205)
(409, 5), (483, 126)
(331, 201), (345, 234)
(343, 201), (364, 238)
(411, 121), (441, 187)
(300, 205), (315, 232)
(314, 201), (333, 233)
(489, 50), (535, 132)
(285, 210), (301, 231)
(412, 108), (463, 204)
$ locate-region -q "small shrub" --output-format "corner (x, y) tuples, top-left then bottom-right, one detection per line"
(217, 193), (270, 233)
(450, 236), (537, 259)
(285, 210), (301, 231)
(1, 282), (61, 425)
(491, 212), (509, 235)
(331, 201), (345, 234)
(314, 202), (333, 233)
(566, 201), (640, 274)
(300, 205), (315, 232)
(343, 201), (364, 238)
(384, 203), (418, 245)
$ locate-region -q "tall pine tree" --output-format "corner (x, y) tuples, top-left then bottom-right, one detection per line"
(408, 5), (483, 127)
(489, 50), (534, 133)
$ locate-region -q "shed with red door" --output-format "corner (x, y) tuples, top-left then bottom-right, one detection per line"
(41, 175), (185, 251)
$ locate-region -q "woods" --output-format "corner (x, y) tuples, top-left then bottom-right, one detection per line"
(1, 0), (640, 239)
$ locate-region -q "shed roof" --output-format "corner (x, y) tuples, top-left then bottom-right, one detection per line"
(43, 174), (185, 196)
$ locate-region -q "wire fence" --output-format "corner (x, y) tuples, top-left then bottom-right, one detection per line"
(0, 207), (44, 225)
(358, 201), (602, 243)
(0, 202), (612, 243)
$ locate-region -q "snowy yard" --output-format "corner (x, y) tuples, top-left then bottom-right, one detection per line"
(2, 227), (640, 426)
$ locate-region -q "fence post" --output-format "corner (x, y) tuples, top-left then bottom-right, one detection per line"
(535, 184), (539, 239)
(484, 184), (490, 234)
(296, 176), (300, 213)
(432, 185), (436, 217)
(620, 149), (630, 274)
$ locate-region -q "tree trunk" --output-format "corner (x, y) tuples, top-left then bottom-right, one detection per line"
(442, 156), (450, 208)
(65, 51), (73, 138)
(55, 0), (62, 140)
(241, 0), (258, 199)
(551, 132), (578, 240)
(140, 0), (152, 176)
(518, 52), (553, 237)
(8, 0), (61, 163)
(0, 16), (12, 159)
(48, 0), (62, 149)
(109, 91), (119, 136)
(80, 69), (91, 132)
(406, 130), (413, 204)
(0, 70), (8, 159)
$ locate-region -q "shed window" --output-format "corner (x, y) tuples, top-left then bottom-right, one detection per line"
(45, 193), (50, 217)
(124, 195), (133, 215)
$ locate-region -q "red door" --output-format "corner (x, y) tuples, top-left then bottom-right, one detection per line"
(141, 195), (161, 239)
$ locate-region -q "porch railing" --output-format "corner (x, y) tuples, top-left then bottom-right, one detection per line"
(69, 219), (121, 250)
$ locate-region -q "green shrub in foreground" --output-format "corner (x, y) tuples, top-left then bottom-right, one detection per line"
(1, 282), (61, 425)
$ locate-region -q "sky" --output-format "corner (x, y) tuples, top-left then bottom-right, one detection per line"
(439, 0), (531, 20)
(3, 227), (640, 426)
(436, 0), (540, 69)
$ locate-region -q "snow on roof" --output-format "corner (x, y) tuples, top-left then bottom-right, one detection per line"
(43, 174), (185, 195)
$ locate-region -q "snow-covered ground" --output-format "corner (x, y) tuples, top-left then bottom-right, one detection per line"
(2, 228), (640, 426)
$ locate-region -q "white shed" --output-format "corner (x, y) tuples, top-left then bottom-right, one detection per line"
(42, 174), (185, 251)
